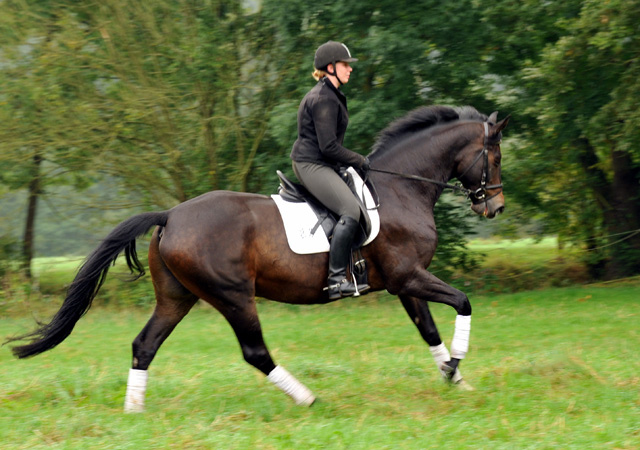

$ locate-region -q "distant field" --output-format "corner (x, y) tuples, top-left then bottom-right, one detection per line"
(21, 237), (587, 305)
(2, 282), (639, 449)
(31, 256), (87, 277)
(30, 237), (569, 271)
(468, 236), (570, 263)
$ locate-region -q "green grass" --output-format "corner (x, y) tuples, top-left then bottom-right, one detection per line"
(1, 283), (639, 449)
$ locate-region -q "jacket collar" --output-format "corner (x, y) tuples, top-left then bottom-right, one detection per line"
(320, 77), (347, 106)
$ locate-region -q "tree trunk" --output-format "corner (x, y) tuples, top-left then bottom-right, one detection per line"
(578, 138), (640, 279)
(576, 138), (610, 278)
(604, 149), (640, 278)
(22, 153), (43, 279)
(200, 94), (219, 191)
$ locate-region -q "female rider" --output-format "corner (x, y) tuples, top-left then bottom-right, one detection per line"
(290, 41), (371, 300)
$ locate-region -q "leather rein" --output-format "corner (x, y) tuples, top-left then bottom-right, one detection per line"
(368, 122), (502, 206)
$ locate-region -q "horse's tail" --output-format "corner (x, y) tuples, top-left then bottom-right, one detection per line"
(7, 211), (169, 359)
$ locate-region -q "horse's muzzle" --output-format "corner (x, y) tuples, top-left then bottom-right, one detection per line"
(470, 193), (504, 219)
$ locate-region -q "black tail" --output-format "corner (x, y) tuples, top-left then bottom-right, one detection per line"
(6, 211), (169, 359)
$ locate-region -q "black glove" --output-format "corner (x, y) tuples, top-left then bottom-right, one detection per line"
(360, 157), (371, 174)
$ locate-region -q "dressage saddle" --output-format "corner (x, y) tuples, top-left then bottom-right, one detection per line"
(275, 168), (375, 247)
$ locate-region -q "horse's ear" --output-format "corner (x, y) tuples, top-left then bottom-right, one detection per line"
(494, 114), (510, 134)
(487, 111), (499, 125)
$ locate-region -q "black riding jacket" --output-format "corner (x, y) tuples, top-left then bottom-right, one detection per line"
(290, 78), (366, 169)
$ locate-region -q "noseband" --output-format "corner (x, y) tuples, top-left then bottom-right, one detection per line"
(369, 121), (503, 206)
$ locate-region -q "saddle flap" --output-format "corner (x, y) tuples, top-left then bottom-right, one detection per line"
(338, 168), (373, 243)
(272, 168), (380, 254)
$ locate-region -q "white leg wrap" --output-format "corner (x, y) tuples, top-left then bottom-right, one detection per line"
(124, 369), (148, 413)
(430, 342), (466, 385)
(267, 366), (315, 406)
(429, 342), (451, 378)
(450, 315), (471, 360)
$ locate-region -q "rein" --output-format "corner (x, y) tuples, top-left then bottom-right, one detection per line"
(368, 122), (502, 205)
(369, 167), (471, 194)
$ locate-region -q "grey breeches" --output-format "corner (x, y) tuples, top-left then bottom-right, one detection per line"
(292, 161), (360, 221)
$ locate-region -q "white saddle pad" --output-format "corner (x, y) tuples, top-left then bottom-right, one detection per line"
(271, 167), (380, 255)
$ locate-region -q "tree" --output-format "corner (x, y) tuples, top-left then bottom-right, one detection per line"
(0, 0), (285, 270)
(0, 3), (109, 276)
(70, 0), (284, 203)
(499, 0), (640, 278)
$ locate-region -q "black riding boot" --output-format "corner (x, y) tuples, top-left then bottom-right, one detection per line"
(327, 216), (370, 300)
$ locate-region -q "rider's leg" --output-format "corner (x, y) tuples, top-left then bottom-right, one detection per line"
(327, 215), (369, 299)
(292, 162), (369, 299)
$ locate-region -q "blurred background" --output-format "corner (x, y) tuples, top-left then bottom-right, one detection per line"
(1, 0), (639, 288)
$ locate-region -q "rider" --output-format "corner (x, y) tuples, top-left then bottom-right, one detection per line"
(290, 40), (371, 300)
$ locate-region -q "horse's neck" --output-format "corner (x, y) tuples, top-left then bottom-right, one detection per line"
(372, 125), (468, 209)
(378, 128), (464, 178)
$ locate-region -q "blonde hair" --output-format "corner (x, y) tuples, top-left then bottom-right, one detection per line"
(312, 68), (328, 81)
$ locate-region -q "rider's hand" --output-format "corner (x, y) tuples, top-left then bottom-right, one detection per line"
(360, 157), (371, 174)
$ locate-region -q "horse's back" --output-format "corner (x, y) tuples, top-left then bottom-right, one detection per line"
(154, 190), (326, 303)
(160, 190), (276, 253)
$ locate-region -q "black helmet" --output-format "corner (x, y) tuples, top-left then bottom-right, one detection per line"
(314, 41), (358, 71)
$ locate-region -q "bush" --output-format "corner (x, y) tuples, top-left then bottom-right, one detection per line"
(448, 248), (590, 295)
(0, 236), (20, 277)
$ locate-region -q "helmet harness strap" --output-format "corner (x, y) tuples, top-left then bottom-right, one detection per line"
(326, 60), (345, 86)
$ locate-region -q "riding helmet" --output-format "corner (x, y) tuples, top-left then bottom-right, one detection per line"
(314, 41), (358, 71)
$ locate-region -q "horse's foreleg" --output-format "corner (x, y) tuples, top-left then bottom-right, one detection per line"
(216, 300), (316, 406)
(399, 272), (475, 390)
(400, 295), (464, 383)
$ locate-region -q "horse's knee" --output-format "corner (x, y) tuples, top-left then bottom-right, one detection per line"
(453, 290), (471, 316)
(241, 345), (275, 375)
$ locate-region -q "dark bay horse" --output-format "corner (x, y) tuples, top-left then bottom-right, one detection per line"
(7, 105), (509, 411)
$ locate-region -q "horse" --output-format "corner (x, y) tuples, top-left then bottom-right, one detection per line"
(6, 105), (509, 411)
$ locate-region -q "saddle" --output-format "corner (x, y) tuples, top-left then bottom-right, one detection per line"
(274, 168), (379, 291)
(276, 168), (377, 247)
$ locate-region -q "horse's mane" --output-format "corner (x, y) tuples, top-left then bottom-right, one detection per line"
(370, 105), (488, 155)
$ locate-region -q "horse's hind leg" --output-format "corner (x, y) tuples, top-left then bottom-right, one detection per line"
(400, 295), (473, 390)
(124, 233), (198, 412)
(209, 297), (315, 406)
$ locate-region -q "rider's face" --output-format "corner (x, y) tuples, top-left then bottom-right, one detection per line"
(334, 61), (353, 84)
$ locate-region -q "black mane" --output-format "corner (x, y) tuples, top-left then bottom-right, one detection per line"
(370, 105), (488, 155)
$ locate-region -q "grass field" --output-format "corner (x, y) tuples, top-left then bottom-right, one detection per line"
(1, 281), (639, 449)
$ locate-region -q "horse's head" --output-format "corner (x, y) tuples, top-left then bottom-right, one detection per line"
(456, 112), (510, 219)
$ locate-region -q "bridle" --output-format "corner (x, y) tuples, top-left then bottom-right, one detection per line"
(458, 122), (503, 204)
(368, 121), (502, 206)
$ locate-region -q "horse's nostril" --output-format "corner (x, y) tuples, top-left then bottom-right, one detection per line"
(496, 206), (505, 216)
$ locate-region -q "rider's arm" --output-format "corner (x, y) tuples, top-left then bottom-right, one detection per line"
(312, 99), (366, 169)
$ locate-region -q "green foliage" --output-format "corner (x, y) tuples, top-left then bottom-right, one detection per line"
(430, 195), (481, 279)
(0, 236), (20, 277)
(491, 0), (640, 277)
(2, 0), (640, 279)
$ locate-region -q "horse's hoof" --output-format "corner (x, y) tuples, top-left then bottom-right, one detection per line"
(454, 379), (475, 391)
(440, 363), (463, 384)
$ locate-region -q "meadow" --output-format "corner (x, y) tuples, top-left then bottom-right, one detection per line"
(1, 278), (639, 449)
